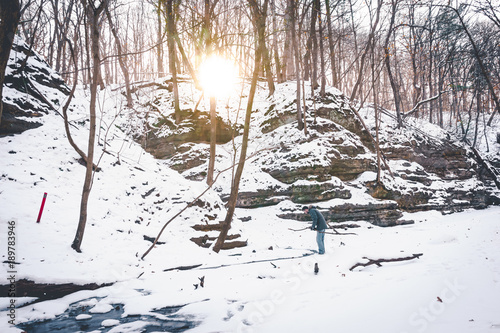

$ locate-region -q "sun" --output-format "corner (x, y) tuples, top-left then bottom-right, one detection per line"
(198, 55), (238, 98)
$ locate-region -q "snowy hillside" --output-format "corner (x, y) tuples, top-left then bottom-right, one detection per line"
(1, 38), (500, 333)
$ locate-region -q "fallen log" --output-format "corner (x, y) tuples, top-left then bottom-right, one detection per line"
(190, 233), (242, 248)
(0, 279), (112, 304)
(349, 253), (423, 271)
(191, 223), (225, 232)
(221, 240), (248, 250)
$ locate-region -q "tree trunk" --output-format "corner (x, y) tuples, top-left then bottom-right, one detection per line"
(207, 96), (216, 185)
(262, 43), (275, 96)
(62, 29), (98, 169)
(271, 0), (283, 83)
(157, 3), (164, 77)
(408, 3), (421, 111)
(316, 0), (326, 97)
(473, 89), (481, 148)
(290, 0), (303, 130)
(105, 5), (132, 107)
(203, 0), (217, 185)
(310, 0), (319, 90)
(213, 0), (268, 253)
(348, 0), (360, 97)
(166, 0), (180, 123)
(174, 32), (198, 87)
(283, 0), (294, 80)
(384, 0), (403, 128)
(349, 0), (382, 102)
(325, 0), (338, 88)
(372, 35), (382, 183)
(0, 0), (21, 126)
(72, 0), (106, 253)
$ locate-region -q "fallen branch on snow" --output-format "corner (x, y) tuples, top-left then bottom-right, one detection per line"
(288, 227), (310, 232)
(160, 252), (315, 272)
(322, 229), (357, 236)
(349, 253), (423, 271)
(288, 227), (357, 235)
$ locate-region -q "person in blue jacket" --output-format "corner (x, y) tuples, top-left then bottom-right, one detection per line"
(302, 206), (328, 254)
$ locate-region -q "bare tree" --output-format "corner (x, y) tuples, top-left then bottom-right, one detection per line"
(271, 0), (283, 83)
(290, 0), (303, 130)
(383, 0), (403, 127)
(155, 1), (164, 77)
(316, 0), (326, 96)
(283, 0), (294, 80)
(207, 95), (217, 185)
(446, 4), (500, 126)
(204, 0), (218, 186)
(105, 3), (133, 107)
(325, 0), (338, 88)
(305, 0), (318, 90)
(213, 0), (268, 253)
(166, 0), (181, 123)
(72, 0), (108, 253)
(349, 0), (382, 103)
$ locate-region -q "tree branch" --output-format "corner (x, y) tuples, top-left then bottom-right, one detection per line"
(349, 253), (423, 271)
(403, 90), (451, 119)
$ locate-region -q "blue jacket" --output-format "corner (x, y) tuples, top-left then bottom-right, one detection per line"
(308, 207), (328, 231)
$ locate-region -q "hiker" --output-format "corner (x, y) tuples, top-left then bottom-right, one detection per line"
(302, 206), (328, 254)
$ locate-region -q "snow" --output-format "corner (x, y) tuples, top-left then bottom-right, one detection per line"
(101, 319), (120, 327)
(1, 44), (500, 332)
(76, 314), (92, 321)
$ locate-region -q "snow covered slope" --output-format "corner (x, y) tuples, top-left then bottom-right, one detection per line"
(1, 38), (499, 333)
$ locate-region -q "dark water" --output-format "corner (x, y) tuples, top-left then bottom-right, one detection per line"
(17, 300), (198, 333)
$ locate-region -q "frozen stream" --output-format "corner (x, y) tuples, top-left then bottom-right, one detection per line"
(17, 298), (197, 332)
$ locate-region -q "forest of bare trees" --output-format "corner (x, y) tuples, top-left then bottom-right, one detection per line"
(3, 0), (499, 133)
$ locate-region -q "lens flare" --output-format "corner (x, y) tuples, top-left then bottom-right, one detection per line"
(198, 55), (238, 97)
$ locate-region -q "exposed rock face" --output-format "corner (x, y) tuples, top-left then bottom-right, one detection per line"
(258, 119), (377, 184)
(261, 91), (374, 150)
(278, 202), (409, 227)
(133, 82), (499, 228)
(140, 108), (239, 160)
(0, 102), (43, 135)
(261, 92), (497, 225)
(1, 38), (70, 136)
(225, 181), (352, 208)
(365, 179), (489, 214)
(382, 140), (474, 180)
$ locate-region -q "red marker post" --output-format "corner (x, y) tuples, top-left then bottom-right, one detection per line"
(36, 192), (48, 223)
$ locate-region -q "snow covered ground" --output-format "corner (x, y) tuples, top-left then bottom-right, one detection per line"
(1, 58), (499, 331)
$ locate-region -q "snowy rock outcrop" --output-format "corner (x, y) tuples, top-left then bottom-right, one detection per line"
(141, 107), (239, 160)
(0, 36), (70, 136)
(139, 82), (498, 227)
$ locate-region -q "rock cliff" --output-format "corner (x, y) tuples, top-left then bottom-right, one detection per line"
(141, 83), (499, 227)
